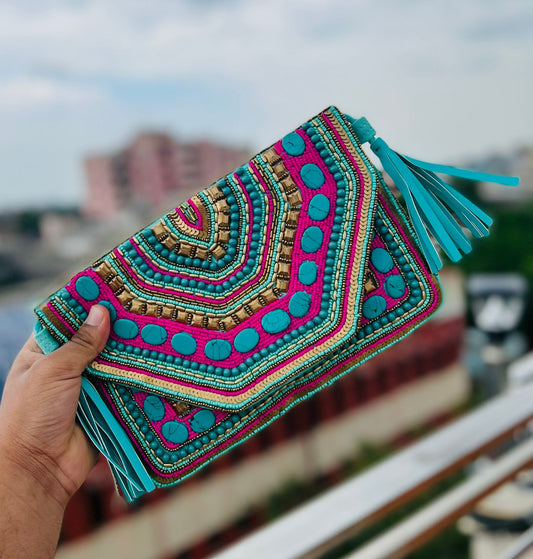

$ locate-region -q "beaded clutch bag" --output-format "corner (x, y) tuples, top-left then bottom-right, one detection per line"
(34, 106), (517, 500)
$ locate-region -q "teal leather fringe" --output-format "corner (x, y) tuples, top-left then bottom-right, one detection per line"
(345, 115), (520, 274)
(78, 377), (156, 502)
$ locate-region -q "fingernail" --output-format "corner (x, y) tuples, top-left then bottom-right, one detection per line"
(86, 304), (105, 327)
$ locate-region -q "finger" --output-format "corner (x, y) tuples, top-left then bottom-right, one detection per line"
(21, 333), (44, 355)
(7, 332), (46, 378)
(42, 305), (110, 381)
(74, 422), (100, 469)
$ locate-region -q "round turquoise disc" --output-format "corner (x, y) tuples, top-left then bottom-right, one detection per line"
(143, 395), (165, 422)
(282, 132), (306, 156)
(204, 339), (232, 361)
(161, 421), (189, 444)
(113, 319), (139, 339)
(300, 163), (325, 189)
(190, 409), (216, 433)
(98, 301), (117, 321)
(234, 328), (260, 353)
(58, 288), (70, 301)
(75, 276), (100, 301)
(371, 248), (394, 273)
(307, 194), (330, 221)
(298, 261), (318, 285)
(261, 309), (291, 334)
(141, 324), (168, 345)
(171, 332), (197, 356)
(385, 275), (406, 299)
(289, 291), (312, 318)
(362, 295), (387, 320)
(301, 226), (324, 253)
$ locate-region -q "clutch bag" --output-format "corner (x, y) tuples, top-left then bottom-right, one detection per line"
(33, 106), (518, 500)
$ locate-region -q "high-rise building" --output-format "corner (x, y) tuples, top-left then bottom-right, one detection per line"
(83, 132), (249, 219)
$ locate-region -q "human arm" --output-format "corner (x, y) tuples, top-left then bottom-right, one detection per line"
(0, 304), (110, 559)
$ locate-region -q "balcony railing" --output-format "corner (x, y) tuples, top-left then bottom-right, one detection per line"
(213, 383), (533, 559)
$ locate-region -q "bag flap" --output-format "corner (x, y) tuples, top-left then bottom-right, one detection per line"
(35, 106), (441, 412)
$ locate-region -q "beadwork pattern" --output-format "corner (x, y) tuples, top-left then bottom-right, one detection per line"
(35, 106), (441, 488)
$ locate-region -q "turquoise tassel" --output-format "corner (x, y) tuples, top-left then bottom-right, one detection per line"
(78, 377), (156, 501)
(345, 115), (520, 274)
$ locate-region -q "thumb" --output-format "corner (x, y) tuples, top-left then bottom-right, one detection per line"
(44, 304), (110, 381)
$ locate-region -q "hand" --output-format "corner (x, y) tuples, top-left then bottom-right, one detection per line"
(0, 304), (110, 558)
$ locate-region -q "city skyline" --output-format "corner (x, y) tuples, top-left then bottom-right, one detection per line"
(0, 0), (532, 210)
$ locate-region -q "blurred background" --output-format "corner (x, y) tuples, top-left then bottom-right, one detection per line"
(1, 1), (533, 557)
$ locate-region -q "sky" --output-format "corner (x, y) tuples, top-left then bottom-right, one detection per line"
(0, 0), (532, 211)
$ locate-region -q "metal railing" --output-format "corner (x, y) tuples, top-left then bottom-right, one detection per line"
(213, 383), (533, 559)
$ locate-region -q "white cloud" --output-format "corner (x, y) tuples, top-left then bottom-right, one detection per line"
(0, 0), (528, 82)
(0, 76), (106, 111)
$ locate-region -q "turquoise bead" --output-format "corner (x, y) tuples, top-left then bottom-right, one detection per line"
(300, 163), (325, 189)
(362, 295), (387, 320)
(371, 248), (394, 273)
(308, 194), (330, 221)
(289, 291), (312, 318)
(161, 421), (189, 444)
(75, 276), (100, 301)
(298, 261), (318, 285)
(171, 332), (197, 355)
(113, 319), (139, 339)
(141, 324), (168, 345)
(205, 339), (232, 361)
(234, 328), (260, 353)
(58, 288), (70, 301)
(190, 409), (216, 433)
(262, 309), (291, 334)
(385, 275), (406, 299)
(98, 301), (116, 321)
(143, 395), (165, 422)
(282, 132), (306, 156)
(301, 226), (324, 253)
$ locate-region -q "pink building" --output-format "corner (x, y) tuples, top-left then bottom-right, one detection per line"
(83, 132), (249, 219)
